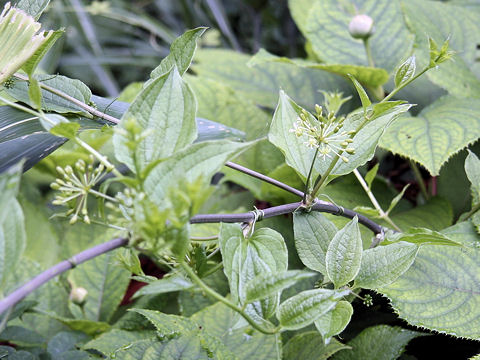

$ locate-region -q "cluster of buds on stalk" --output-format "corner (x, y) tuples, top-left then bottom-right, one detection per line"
(290, 106), (355, 163)
(51, 156), (109, 224)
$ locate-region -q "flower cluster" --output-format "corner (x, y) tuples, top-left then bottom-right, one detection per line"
(51, 156), (109, 224)
(290, 106), (355, 163)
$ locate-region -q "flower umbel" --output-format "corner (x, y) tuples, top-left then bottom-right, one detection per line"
(51, 156), (111, 224)
(0, 2), (54, 84)
(289, 106), (355, 163)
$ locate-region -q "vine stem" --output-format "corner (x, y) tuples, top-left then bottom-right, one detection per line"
(13, 73), (120, 124)
(353, 169), (402, 232)
(180, 262), (279, 334)
(0, 237), (128, 315)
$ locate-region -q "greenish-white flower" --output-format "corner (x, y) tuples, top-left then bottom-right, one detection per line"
(0, 2), (53, 84)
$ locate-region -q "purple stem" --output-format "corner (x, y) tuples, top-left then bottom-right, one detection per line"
(0, 237), (128, 316)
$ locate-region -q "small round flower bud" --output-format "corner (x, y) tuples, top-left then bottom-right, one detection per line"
(315, 104), (323, 116)
(345, 148), (355, 154)
(69, 214), (78, 224)
(56, 166), (65, 175)
(83, 215), (90, 224)
(50, 182), (60, 190)
(69, 287), (88, 305)
(341, 156), (349, 163)
(348, 15), (374, 39)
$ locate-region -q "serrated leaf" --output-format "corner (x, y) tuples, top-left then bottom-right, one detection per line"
(144, 140), (250, 209)
(47, 331), (89, 358)
(6, 74), (92, 115)
(83, 329), (157, 357)
(348, 75), (371, 111)
(381, 244), (480, 339)
(113, 66), (196, 172)
(150, 27), (207, 79)
(293, 211), (338, 274)
(277, 288), (348, 330)
(191, 302), (279, 360)
(245, 270), (316, 302)
(249, 49), (389, 87)
(283, 332), (349, 360)
(380, 96), (480, 175)
(314, 301), (353, 341)
(46, 316), (110, 337)
(365, 163), (379, 190)
(402, 0), (480, 98)
(465, 150), (480, 203)
(354, 242), (418, 289)
(332, 325), (423, 360)
(69, 250), (130, 322)
(131, 309), (198, 336)
(303, 0), (413, 73)
(193, 49), (351, 110)
(394, 55), (416, 88)
(326, 217), (363, 288)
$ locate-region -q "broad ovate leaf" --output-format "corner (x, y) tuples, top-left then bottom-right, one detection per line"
(380, 244), (480, 339)
(283, 331), (349, 360)
(113, 66), (196, 172)
(293, 211), (338, 275)
(354, 242), (419, 290)
(314, 301), (353, 341)
(381, 96), (480, 175)
(326, 217), (363, 288)
(332, 325), (423, 360)
(394, 55), (416, 88)
(277, 289), (349, 330)
(304, 0), (413, 72)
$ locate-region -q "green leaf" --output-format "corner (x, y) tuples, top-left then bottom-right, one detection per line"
(326, 217), (363, 288)
(394, 55), (416, 88)
(150, 27), (207, 79)
(193, 49), (351, 110)
(22, 30), (64, 76)
(381, 96), (480, 175)
(219, 224), (288, 320)
(0, 199), (26, 287)
(288, 0), (316, 35)
(0, 161), (22, 223)
(283, 332), (349, 360)
(381, 244), (480, 339)
(293, 211), (338, 274)
(354, 242), (418, 289)
(191, 302), (279, 360)
(47, 331), (89, 358)
(131, 309), (198, 336)
(5, 74), (92, 115)
(303, 0), (413, 72)
(314, 301), (353, 341)
(27, 78), (41, 109)
(277, 288), (349, 330)
(249, 49), (389, 87)
(133, 274), (193, 298)
(347, 74), (371, 110)
(391, 197), (453, 231)
(268, 90), (318, 180)
(69, 250), (130, 322)
(15, 0), (50, 19)
(465, 150), (480, 203)
(44, 314), (110, 337)
(364, 163), (379, 190)
(385, 227), (461, 247)
(402, 0), (480, 98)
(386, 184), (409, 215)
(332, 325), (423, 360)
(245, 270), (316, 302)
(144, 140), (250, 209)
(113, 66), (196, 172)
(83, 330), (157, 357)
(50, 122), (81, 139)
